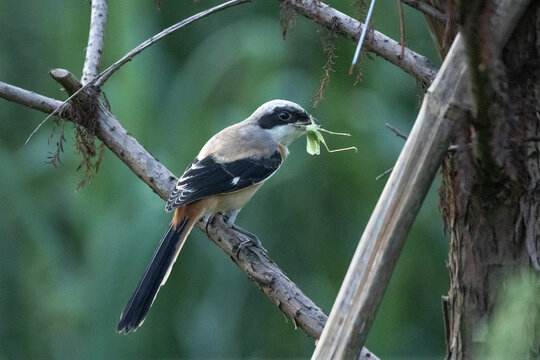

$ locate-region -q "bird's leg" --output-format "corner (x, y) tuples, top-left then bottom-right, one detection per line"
(202, 213), (213, 234)
(234, 226), (266, 258)
(222, 209), (238, 227)
(233, 225), (263, 247)
(221, 210), (266, 257)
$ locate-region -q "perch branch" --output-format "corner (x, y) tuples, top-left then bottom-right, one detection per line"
(0, 78), (378, 360)
(82, 0), (108, 85)
(283, 0), (438, 86)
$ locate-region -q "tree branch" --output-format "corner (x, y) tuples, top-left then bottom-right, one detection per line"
(402, 0), (447, 22)
(0, 79), (378, 360)
(0, 81), (62, 114)
(82, 0), (108, 85)
(282, 0), (438, 86)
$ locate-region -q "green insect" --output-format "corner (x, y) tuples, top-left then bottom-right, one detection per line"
(305, 115), (358, 155)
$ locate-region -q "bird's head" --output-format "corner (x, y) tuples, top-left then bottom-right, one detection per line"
(249, 99), (320, 146)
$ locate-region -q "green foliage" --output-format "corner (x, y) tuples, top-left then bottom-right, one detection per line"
(479, 273), (540, 359)
(0, 0), (445, 358)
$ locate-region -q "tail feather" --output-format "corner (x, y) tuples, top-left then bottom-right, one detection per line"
(117, 218), (191, 334)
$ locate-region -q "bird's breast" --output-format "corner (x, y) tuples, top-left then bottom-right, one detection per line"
(200, 183), (263, 215)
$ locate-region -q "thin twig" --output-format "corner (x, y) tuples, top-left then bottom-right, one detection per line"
(401, 0), (447, 22)
(377, 124), (405, 180)
(376, 167), (393, 180)
(386, 122), (461, 152)
(385, 122), (409, 140)
(24, 0), (251, 144)
(94, 0), (251, 87)
(397, 0), (405, 60)
(285, 0), (438, 86)
(82, 0), (108, 85)
(377, 135), (459, 182)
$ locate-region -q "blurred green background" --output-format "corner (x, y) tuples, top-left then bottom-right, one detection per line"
(0, 1), (447, 358)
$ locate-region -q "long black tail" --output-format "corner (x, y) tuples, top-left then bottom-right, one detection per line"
(117, 218), (190, 334)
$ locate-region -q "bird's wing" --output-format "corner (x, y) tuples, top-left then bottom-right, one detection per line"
(165, 150), (282, 212)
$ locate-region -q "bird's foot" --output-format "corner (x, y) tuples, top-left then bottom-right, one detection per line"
(232, 225), (267, 258)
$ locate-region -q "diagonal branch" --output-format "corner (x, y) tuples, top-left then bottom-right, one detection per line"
(82, 0), (108, 85)
(0, 79), (378, 360)
(282, 0), (438, 86)
(402, 0), (447, 22)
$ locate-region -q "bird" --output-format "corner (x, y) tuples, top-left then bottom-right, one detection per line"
(117, 99), (318, 333)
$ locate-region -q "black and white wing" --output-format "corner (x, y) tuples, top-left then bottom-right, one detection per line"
(165, 150), (282, 212)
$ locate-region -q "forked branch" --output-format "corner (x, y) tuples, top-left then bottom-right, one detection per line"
(25, 0), (251, 144)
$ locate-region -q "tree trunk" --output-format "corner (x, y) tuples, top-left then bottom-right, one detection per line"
(442, 2), (540, 359)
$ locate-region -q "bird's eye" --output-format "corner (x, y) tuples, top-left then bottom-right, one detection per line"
(279, 111), (291, 121)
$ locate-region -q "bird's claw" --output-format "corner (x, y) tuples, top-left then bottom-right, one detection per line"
(232, 225), (267, 258)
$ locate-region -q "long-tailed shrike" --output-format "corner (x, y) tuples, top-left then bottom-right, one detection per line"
(117, 99), (318, 333)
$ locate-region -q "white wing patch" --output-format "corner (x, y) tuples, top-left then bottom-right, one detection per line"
(231, 177), (240, 185)
(190, 161), (204, 170)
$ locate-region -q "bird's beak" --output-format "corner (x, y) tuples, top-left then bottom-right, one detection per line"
(294, 115), (320, 128)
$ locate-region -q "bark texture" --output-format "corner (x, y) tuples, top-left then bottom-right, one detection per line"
(442, 2), (540, 359)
